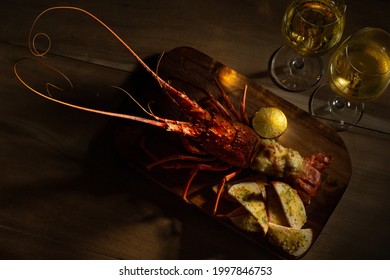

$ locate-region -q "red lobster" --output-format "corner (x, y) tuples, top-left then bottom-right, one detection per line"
(14, 6), (331, 215)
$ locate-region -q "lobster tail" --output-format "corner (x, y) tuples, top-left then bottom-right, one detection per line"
(288, 153), (332, 204)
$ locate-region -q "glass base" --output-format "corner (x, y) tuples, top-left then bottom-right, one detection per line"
(309, 83), (365, 131)
(269, 46), (323, 92)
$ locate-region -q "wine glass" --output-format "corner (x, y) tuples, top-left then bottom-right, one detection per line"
(270, 0), (346, 92)
(309, 27), (390, 131)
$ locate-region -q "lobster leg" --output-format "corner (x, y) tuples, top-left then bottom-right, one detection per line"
(213, 168), (242, 215)
(214, 78), (242, 122)
(165, 76), (233, 120)
(158, 160), (235, 210)
(181, 137), (208, 155)
(182, 167), (200, 202)
(141, 137), (234, 209)
(183, 164), (240, 212)
(240, 85), (250, 126)
(213, 78), (250, 126)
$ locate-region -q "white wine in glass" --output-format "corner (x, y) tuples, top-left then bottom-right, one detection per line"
(310, 27), (390, 131)
(270, 0), (346, 91)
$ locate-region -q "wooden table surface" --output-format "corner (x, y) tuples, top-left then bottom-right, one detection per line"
(0, 0), (389, 259)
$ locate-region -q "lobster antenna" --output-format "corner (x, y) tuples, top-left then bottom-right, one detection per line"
(29, 6), (160, 81)
(28, 6), (210, 119)
(16, 6), (208, 132)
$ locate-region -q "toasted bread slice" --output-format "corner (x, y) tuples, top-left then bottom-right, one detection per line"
(226, 207), (262, 233)
(272, 181), (306, 229)
(268, 223), (313, 257)
(228, 181), (268, 235)
(265, 183), (289, 226)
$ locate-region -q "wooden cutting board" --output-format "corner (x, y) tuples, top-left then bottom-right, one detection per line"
(115, 46), (352, 259)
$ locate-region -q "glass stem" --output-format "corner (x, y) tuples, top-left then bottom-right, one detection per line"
(332, 96), (346, 110)
(291, 55), (305, 70)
